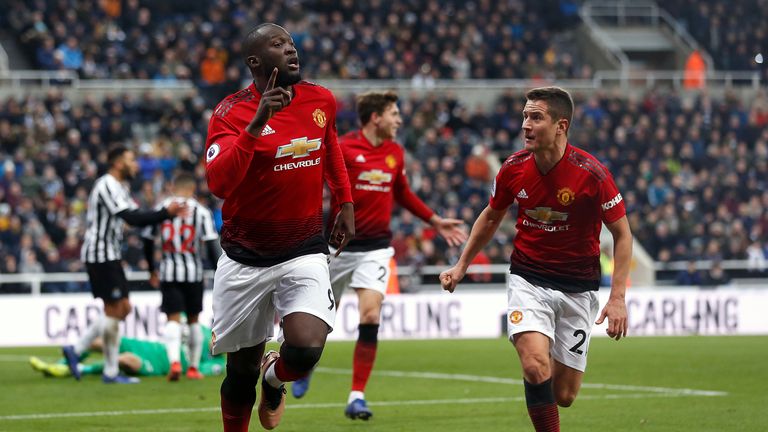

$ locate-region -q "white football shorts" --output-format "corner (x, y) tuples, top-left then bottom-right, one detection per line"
(328, 246), (394, 301)
(506, 274), (599, 372)
(211, 252), (336, 355)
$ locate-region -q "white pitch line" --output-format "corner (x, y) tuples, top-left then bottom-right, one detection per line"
(579, 382), (727, 397)
(3, 353), (728, 397)
(0, 407), (220, 421)
(316, 367), (728, 397)
(0, 359), (728, 422)
(0, 393), (712, 421)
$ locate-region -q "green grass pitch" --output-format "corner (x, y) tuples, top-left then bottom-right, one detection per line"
(0, 336), (766, 431)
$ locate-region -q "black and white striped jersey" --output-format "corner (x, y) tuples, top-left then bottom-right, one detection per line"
(143, 197), (218, 283)
(81, 174), (138, 263)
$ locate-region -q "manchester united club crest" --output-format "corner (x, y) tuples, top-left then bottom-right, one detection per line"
(385, 154), (397, 169)
(509, 310), (523, 324)
(312, 109), (327, 128)
(556, 187), (576, 206)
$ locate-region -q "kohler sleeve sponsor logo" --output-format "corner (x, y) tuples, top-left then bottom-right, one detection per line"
(601, 193), (623, 211)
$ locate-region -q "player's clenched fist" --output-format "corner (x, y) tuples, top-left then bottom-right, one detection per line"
(439, 266), (464, 293)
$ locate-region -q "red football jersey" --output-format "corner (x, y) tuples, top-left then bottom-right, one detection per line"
(489, 144), (626, 292)
(328, 131), (433, 251)
(205, 81), (352, 266)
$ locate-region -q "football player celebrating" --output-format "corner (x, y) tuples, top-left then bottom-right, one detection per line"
(292, 91), (467, 421)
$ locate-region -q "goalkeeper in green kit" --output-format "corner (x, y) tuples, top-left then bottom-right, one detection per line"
(31, 325), (224, 381)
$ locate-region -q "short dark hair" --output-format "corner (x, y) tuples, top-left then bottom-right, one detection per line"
(525, 86), (574, 130)
(242, 23), (281, 58)
(107, 146), (130, 167)
(173, 172), (196, 189)
(356, 91), (398, 126)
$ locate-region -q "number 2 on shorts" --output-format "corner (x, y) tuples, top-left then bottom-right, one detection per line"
(377, 265), (387, 282)
(569, 329), (587, 355)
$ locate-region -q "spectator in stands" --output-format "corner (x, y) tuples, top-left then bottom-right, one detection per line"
(36, 37), (57, 70)
(200, 48), (227, 86)
(56, 36), (83, 72)
(19, 249), (43, 275)
(702, 261), (731, 287)
(746, 241), (766, 274)
(0, 254), (26, 293)
(675, 260), (704, 286)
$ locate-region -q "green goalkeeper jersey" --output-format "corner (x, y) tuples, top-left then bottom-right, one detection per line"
(118, 325), (225, 376)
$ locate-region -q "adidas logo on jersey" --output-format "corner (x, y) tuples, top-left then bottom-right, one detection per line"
(517, 189), (529, 199)
(261, 124), (276, 136)
(355, 154), (366, 163)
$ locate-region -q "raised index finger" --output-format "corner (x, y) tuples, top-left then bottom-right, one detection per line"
(266, 67), (278, 91)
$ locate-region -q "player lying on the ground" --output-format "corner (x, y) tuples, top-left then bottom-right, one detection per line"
(31, 325), (224, 380)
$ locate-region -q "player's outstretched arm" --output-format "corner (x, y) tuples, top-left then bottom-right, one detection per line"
(165, 201), (190, 218)
(429, 215), (468, 247)
(595, 215), (632, 340)
(440, 205), (506, 293)
(117, 201), (188, 227)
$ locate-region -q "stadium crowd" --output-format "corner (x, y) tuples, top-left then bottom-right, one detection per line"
(1, 0), (768, 293)
(4, 0), (583, 94)
(1, 84), (767, 293)
(664, 0), (768, 77)
(6, 0), (766, 90)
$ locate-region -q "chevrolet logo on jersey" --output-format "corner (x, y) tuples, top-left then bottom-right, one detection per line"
(524, 207), (569, 224)
(358, 169), (393, 185)
(275, 137), (322, 158)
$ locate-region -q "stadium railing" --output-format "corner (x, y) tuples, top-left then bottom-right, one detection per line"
(0, 71), (760, 113)
(318, 73), (760, 110)
(0, 69), (79, 87)
(591, 70), (761, 91)
(1, 265), (510, 296)
(1, 69), (759, 94)
(0, 70), (195, 101)
(0, 260), (763, 296)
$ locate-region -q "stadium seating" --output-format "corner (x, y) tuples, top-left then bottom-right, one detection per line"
(1, 1), (767, 291)
(3, 0), (582, 84)
(662, 0), (767, 76)
(1, 86), (767, 292)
